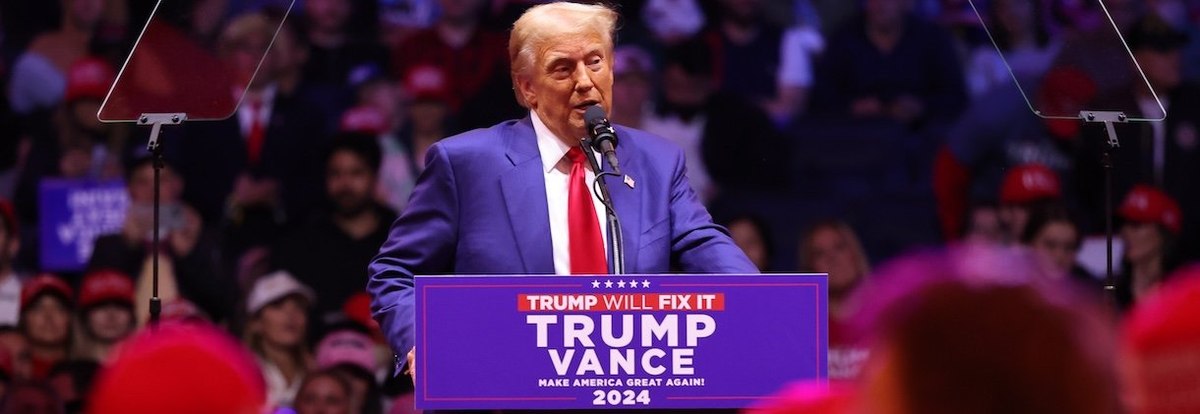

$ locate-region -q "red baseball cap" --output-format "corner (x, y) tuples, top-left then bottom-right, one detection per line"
(343, 292), (383, 343)
(339, 105), (388, 135)
(20, 274), (73, 312)
(1000, 164), (1061, 205)
(1122, 265), (1200, 413)
(79, 269), (135, 309)
(1119, 185), (1182, 235)
(403, 64), (450, 103)
(64, 57), (116, 103)
(1037, 66), (1097, 140)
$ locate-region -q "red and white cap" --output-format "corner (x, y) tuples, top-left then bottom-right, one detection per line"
(64, 57), (116, 103)
(1119, 185), (1182, 235)
(1000, 163), (1061, 205)
(20, 274), (73, 312)
(340, 105), (388, 135)
(1122, 265), (1200, 413)
(79, 269), (135, 309)
(403, 64), (450, 103)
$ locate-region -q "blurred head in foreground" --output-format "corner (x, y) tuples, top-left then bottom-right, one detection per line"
(1120, 265), (1200, 414)
(855, 247), (1118, 414)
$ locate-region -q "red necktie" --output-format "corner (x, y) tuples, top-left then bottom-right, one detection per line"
(246, 101), (265, 166)
(566, 147), (607, 274)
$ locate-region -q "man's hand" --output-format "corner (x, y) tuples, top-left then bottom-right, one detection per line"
(406, 347), (416, 383)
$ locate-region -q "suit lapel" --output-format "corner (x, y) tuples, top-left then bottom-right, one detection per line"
(500, 119), (556, 273)
(605, 128), (642, 273)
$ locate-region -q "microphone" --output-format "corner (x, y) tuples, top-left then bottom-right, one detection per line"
(584, 105), (621, 176)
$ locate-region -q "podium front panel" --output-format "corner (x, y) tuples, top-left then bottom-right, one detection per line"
(413, 274), (828, 410)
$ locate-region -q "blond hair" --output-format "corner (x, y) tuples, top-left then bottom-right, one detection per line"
(508, 2), (618, 107)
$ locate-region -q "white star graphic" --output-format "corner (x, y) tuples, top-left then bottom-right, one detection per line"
(628, 280), (639, 289)
(641, 280), (651, 288)
(604, 280), (614, 288)
(617, 280), (626, 288)
(591, 280), (601, 288)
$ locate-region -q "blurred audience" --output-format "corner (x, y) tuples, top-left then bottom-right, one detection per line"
(0, 200), (21, 327)
(1018, 204), (1102, 291)
(609, 46), (655, 129)
(294, 368), (355, 414)
(965, 0), (1059, 98)
(811, 0), (967, 127)
(302, 0), (389, 87)
(88, 157), (233, 324)
(273, 135), (396, 326)
(997, 163), (1063, 243)
(46, 359), (97, 414)
(7, 0), (103, 116)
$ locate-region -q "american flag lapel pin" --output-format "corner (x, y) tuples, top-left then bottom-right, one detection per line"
(623, 175), (635, 189)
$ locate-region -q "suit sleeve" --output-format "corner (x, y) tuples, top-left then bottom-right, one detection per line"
(367, 143), (459, 361)
(666, 147), (759, 273)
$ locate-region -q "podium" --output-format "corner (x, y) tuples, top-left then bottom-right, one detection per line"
(414, 274), (828, 410)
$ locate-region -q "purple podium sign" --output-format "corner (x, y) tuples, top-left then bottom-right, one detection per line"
(414, 274), (827, 410)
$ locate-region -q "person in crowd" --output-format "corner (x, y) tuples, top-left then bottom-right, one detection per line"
(89, 322), (268, 413)
(0, 201), (22, 327)
(7, 0), (103, 116)
(705, 0), (816, 123)
(294, 368), (355, 414)
(391, 0), (519, 129)
(338, 104), (416, 214)
(609, 46), (655, 129)
(73, 269), (135, 362)
(18, 275), (73, 381)
(13, 57), (128, 227)
(810, 0), (967, 127)
(0, 381), (63, 413)
(316, 328), (384, 414)
(244, 270), (317, 409)
(642, 38), (789, 201)
(1018, 205), (1102, 291)
(302, 0), (389, 86)
(639, 0), (706, 46)
(1075, 13), (1200, 261)
(996, 163), (1064, 244)
(398, 64), (456, 175)
(0, 325), (31, 383)
(798, 219), (871, 380)
(168, 12), (328, 233)
(88, 156), (234, 324)
(960, 202), (1007, 246)
(853, 248), (1118, 414)
(1120, 265), (1200, 414)
(965, 0), (1060, 98)
(1115, 185), (1183, 311)
(274, 135), (396, 327)
(46, 359), (98, 414)
(723, 215), (773, 272)
(933, 67), (1089, 240)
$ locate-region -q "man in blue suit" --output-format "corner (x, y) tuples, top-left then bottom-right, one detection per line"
(367, 2), (757, 378)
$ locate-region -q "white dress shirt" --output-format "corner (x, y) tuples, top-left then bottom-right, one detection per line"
(0, 273), (21, 327)
(531, 111), (609, 275)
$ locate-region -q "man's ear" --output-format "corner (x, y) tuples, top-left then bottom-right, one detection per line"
(514, 73), (538, 109)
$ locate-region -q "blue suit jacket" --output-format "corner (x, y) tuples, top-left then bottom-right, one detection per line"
(367, 117), (756, 358)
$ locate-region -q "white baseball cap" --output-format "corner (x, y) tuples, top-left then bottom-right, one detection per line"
(245, 270), (315, 315)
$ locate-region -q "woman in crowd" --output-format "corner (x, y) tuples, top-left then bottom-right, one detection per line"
(798, 219), (871, 380)
(1115, 185), (1184, 311)
(19, 275), (74, 381)
(244, 270), (316, 409)
(1018, 205), (1102, 293)
(723, 215), (774, 271)
(294, 368), (355, 414)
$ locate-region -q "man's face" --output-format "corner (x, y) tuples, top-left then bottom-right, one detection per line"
(517, 32), (614, 143)
(306, 0), (351, 32)
(1136, 48), (1182, 93)
(326, 150), (376, 216)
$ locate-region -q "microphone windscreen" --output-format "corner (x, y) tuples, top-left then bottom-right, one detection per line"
(584, 105), (607, 126)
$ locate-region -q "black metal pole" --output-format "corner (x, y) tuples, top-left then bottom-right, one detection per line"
(148, 132), (163, 325)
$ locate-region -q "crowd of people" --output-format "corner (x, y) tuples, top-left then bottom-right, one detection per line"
(0, 0), (1196, 412)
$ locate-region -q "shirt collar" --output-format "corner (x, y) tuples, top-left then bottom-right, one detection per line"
(531, 110), (575, 173)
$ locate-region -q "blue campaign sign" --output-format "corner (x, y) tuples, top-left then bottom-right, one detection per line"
(414, 274), (828, 410)
(39, 179), (129, 272)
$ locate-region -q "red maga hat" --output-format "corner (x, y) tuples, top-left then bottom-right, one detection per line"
(1119, 185), (1182, 235)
